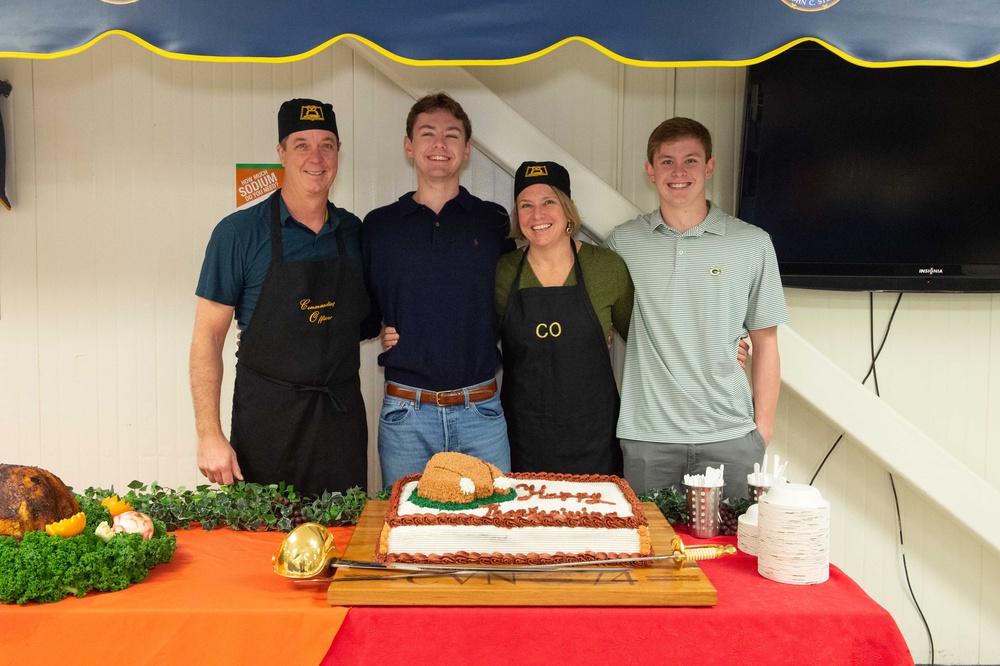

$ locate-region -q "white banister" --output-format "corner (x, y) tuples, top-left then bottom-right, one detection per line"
(779, 323), (1000, 556)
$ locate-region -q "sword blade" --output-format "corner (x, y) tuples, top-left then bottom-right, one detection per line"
(295, 566), (635, 583)
(331, 556), (678, 572)
(326, 543), (731, 575)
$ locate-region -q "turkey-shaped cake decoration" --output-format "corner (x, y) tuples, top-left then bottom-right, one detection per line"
(416, 452), (512, 504)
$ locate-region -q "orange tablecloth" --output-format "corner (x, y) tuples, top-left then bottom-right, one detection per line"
(0, 526), (353, 666)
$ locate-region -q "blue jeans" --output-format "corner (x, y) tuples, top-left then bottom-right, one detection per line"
(377, 379), (511, 488)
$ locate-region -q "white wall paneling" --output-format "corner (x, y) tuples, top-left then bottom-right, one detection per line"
(0, 58), (42, 466)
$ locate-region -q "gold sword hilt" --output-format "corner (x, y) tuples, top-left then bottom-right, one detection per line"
(669, 535), (736, 567)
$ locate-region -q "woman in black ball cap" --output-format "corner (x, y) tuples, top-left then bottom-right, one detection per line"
(494, 161), (633, 476)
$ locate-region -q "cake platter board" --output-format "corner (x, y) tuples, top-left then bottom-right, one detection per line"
(327, 501), (717, 607)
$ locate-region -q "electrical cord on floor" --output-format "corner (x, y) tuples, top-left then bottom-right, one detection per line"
(805, 292), (934, 664)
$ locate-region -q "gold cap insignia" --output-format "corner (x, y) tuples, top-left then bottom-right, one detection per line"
(300, 105), (325, 122)
(525, 165), (548, 177)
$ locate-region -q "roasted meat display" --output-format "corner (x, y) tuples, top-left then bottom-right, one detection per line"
(0, 464), (81, 539)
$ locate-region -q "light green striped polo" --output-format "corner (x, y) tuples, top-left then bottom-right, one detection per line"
(606, 203), (788, 444)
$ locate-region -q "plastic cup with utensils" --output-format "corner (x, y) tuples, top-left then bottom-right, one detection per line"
(747, 472), (786, 504)
(685, 483), (723, 538)
(748, 483), (771, 504)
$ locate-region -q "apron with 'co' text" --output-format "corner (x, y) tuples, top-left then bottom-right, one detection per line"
(231, 191), (370, 496)
(500, 241), (623, 476)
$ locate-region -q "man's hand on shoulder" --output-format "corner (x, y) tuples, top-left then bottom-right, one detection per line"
(381, 323), (399, 352)
(197, 433), (244, 486)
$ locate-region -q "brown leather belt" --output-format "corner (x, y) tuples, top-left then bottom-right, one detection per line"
(385, 381), (498, 407)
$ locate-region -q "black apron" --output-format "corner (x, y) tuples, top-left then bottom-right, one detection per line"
(500, 241), (623, 476)
(231, 191), (370, 496)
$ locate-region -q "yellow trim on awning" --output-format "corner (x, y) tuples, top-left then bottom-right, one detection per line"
(3, 32), (1000, 69)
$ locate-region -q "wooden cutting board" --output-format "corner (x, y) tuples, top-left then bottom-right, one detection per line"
(327, 501), (717, 607)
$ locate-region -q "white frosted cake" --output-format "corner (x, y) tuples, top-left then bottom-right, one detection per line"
(377, 471), (653, 565)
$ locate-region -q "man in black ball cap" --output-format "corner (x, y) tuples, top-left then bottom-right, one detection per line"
(190, 98), (370, 496)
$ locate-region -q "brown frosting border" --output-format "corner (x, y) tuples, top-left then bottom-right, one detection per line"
(377, 549), (654, 567)
(377, 473), (655, 564)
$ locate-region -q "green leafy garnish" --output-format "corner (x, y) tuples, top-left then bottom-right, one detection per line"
(0, 497), (176, 605)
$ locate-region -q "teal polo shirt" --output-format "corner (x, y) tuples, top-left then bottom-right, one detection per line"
(196, 194), (363, 331)
(606, 202), (788, 444)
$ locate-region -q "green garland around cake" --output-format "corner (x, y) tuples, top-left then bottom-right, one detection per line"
(87, 479), (746, 533)
(638, 487), (691, 525)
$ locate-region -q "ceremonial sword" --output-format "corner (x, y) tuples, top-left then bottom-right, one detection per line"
(294, 539), (735, 582)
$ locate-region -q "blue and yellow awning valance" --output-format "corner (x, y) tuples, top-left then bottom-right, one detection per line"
(3, 0), (1000, 68)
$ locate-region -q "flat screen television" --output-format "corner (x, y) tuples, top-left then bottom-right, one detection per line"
(738, 43), (1000, 292)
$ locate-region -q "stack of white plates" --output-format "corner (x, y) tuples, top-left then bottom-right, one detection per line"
(737, 503), (759, 556)
(757, 483), (830, 585)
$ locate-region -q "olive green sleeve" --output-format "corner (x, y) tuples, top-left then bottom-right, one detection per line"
(610, 255), (634, 341)
(575, 242), (631, 342)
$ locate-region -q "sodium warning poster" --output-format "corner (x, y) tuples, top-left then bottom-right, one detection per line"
(236, 164), (283, 207)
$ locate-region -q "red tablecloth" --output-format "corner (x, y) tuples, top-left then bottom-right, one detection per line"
(323, 531), (914, 666)
(0, 527), (913, 666)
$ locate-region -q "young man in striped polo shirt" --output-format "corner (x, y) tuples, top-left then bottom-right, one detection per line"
(606, 117), (788, 501)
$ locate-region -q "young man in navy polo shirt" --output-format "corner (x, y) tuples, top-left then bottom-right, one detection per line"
(362, 93), (515, 486)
